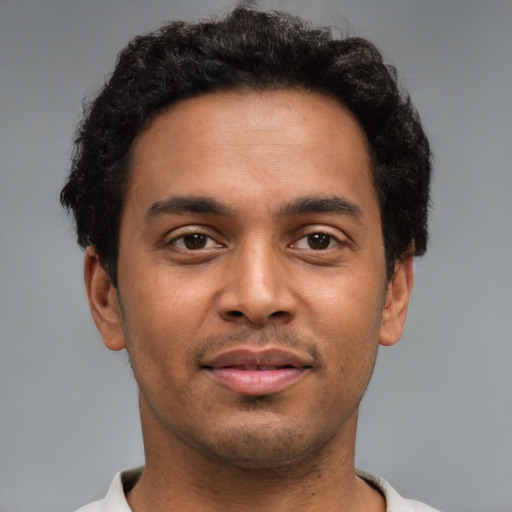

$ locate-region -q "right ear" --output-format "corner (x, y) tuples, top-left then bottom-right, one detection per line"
(84, 246), (126, 351)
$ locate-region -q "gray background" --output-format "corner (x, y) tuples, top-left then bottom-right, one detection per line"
(1, 1), (511, 511)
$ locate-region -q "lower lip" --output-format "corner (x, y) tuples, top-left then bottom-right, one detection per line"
(206, 368), (307, 396)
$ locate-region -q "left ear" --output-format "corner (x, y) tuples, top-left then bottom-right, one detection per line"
(379, 253), (414, 347)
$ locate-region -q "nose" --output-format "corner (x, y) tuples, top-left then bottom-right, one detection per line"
(217, 241), (297, 326)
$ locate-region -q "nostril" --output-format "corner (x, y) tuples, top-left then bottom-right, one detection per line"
(270, 311), (287, 318)
(228, 311), (244, 317)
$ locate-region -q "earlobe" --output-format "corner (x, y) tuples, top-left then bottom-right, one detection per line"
(379, 254), (414, 347)
(84, 246), (126, 351)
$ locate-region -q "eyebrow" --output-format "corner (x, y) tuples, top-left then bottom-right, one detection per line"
(145, 195), (233, 222)
(281, 196), (362, 218)
(145, 194), (362, 223)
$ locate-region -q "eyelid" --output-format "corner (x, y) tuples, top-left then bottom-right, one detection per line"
(165, 225), (224, 249)
(289, 225), (348, 249)
(292, 234), (340, 251)
(171, 234), (221, 250)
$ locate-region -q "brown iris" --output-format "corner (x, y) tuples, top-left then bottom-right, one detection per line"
(183, 234), (208, 249)
(307, 233), (331, 250)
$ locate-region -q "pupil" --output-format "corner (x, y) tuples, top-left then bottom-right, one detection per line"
(308, 233), (330, 250)
(184, 234), (207, 249)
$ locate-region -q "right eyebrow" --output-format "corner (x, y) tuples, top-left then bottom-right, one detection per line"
(144, 195), (233, 223)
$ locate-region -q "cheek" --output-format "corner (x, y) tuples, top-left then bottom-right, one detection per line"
(119, 272), (210, 378)
(125, 266), (213, 330)
(300, 272), (384, 387)
(301, 270), (385, 338)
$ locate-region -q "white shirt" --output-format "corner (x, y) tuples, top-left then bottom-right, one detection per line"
(75, 467), (440, 512)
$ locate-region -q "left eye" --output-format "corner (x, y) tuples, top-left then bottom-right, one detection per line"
(294, 232), (340, 250)
(170, 233), (219, 250)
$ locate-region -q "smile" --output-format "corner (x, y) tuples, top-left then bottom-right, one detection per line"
(202, 348), (312, 396)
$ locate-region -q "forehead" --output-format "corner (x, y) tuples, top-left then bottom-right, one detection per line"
(132, 88), (369, 159)
(125, 88), (377, 219)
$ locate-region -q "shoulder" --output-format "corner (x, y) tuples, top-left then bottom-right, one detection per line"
(73, 467), (143, 512)
(74, 500), (104, 512)
(356, 469), (441, 512)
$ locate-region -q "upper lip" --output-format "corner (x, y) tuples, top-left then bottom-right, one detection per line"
(202, 348), (314, 369)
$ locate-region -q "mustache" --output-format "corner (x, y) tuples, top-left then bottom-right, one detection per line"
(190, 325), (323, 366)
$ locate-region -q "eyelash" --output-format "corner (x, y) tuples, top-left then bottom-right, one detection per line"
(168, 231), (222, 250)
(291, 232), (342, 251)
(167, 229), (344, 252)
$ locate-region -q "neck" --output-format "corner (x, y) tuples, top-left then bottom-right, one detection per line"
(127, 401), (385, 512)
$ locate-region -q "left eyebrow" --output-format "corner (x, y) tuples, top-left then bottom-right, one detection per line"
(280, 196), (362, 218)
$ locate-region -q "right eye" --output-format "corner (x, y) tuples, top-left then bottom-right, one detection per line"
(169, 233), (221, 250)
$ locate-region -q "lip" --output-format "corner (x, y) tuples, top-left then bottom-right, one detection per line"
(201, 348), (313, 396)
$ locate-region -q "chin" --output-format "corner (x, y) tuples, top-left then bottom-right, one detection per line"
(185, 417), (337, 471)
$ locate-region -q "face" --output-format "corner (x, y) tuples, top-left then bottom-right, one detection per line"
(86, 89), (413, 469)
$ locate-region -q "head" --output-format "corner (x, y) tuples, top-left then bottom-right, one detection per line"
(61, 8), (431, 471)
(60, 7), (431, 286)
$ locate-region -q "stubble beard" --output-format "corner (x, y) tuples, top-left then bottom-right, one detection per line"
(135, 324), (378, 474)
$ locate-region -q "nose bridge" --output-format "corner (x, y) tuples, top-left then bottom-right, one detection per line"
(218, 235), (296, 324)
(241, 237), (279, 300)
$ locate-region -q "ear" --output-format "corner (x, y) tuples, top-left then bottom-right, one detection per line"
(84, 246), (126, 351)
(379, 253), (414, 347)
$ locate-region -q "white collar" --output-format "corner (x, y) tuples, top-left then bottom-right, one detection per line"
(84, 466), (439, 512)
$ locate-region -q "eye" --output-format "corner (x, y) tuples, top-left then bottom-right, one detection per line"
(170, 233), (221, 250)
(293, 232), (340, 250)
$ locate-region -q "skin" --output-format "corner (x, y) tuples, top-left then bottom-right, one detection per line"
(85, 89), (414, 512)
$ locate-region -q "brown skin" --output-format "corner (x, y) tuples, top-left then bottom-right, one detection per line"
(85, 89), (414, 511)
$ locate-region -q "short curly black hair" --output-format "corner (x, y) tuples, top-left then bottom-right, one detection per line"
(61, 7), (431, 286)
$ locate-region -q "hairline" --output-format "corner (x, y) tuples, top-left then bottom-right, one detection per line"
(111, 85), (392, 286)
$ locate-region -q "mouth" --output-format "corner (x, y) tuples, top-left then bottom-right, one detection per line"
(201, 348), (313, 396)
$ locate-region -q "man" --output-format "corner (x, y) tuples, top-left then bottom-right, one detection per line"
(61, 7), (437, 512)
